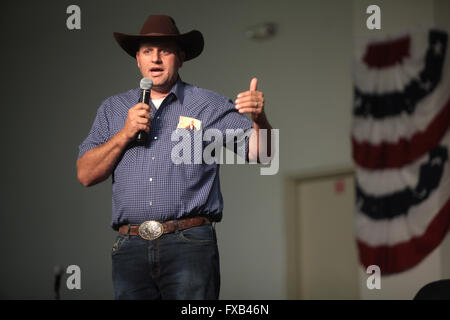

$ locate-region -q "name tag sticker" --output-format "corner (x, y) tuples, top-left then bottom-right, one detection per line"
(177, 116), (202, 130)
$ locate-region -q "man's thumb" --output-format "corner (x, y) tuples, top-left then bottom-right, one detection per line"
(250, 77), (258, 91)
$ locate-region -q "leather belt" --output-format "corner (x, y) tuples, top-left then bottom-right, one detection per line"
(118, 217), (211, 240)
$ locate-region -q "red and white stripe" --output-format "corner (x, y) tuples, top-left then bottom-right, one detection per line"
(352, 27), (450, 274)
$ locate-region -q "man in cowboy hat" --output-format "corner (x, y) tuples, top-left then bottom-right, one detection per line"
(76, 15), (272, 300)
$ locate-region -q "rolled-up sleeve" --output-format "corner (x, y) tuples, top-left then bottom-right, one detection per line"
(77, 101), (110, 160)
(207, 97), (253, 162)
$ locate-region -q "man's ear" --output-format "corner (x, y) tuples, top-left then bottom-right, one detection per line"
(136, 51), (141, 68)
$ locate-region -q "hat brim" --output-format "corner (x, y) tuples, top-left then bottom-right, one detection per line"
(113, 30), (204, 61)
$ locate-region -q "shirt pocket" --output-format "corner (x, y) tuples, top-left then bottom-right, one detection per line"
(170, 128), (204, 164)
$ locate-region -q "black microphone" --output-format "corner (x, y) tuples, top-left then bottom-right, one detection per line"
(136, 77), (153, 144)
(53, 265), (64, 300)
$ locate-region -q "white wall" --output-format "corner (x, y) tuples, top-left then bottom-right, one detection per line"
(353, 0), (434, 37)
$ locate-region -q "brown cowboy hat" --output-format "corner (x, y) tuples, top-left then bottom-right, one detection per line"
(113, 15), (204, 61)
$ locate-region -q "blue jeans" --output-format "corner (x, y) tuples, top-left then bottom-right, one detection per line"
(111, 224), (220, 300)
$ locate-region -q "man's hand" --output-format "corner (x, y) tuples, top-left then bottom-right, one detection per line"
(235, 78), (273, 163)
(235, 78), (265, 124)
(121, 103), (151, 141)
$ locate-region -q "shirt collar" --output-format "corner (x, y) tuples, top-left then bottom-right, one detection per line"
(134, 76), (185, 105)
(167, 76), (185, 105)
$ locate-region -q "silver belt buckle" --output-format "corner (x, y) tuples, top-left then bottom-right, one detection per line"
(138, 220), (164, 240)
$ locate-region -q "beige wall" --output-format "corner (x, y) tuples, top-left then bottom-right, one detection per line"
(435, 0), (450, 30)
(353, 0), (434, 37)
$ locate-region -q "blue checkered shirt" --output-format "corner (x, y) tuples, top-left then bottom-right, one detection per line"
(78, 78), (253, 230)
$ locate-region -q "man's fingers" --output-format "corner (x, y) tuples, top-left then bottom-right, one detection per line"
(235, 91), (262, 106)
(235, 94), (262, 104)
(236, 91), (262, 98)
(238, 107), (260, 114)
(134, 103), (150, 111)
(136, 110), (151, 118)
(235, 78), (262, 112)
(236, 101), (259, 109)
(250, 77), (258, 91)
(136, 117), (150, 124)
(139, 124), (150, 133)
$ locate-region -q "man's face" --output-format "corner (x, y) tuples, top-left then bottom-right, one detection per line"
(136, 41), (184, 94)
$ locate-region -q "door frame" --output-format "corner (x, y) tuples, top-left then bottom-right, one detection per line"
(284, 166), (355, 299)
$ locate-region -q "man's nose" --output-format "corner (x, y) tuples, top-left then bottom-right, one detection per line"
(151, 50), (162, 63)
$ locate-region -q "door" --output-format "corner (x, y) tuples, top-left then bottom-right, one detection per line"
(294, 170), (359, 299)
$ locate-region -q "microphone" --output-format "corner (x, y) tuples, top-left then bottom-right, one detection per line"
(53, 265), (64, 300)
(136, 77), (153, 144)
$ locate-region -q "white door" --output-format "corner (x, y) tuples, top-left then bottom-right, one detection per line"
(295, 171), (359, 299)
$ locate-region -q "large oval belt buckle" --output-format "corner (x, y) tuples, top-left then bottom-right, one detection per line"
(138, 220), (164, 240)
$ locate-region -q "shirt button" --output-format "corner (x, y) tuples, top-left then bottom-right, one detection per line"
(154, 136), (158, 140)
(152, 157), (155, 160)
(149, 201), (152, 206)
(157, 116), (160, 119)
(149, 178), (153, 182)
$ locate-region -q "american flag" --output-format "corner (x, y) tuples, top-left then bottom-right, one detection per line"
(352, 27), (450, 274)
